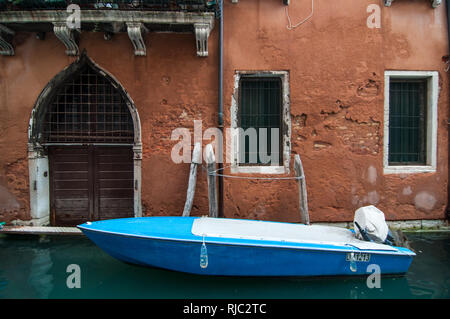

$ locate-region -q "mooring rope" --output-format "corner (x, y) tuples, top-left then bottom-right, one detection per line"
(201, 164), (304, 181)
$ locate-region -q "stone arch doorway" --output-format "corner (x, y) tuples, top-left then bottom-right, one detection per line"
(28, 52), (142, 226)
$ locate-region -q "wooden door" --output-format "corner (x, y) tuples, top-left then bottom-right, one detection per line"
(49, 146), (134, 226)
(95, 146), (134, 221)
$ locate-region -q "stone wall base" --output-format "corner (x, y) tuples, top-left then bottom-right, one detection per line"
(314, 219), (449, 231)
(10, 216), (49, 227)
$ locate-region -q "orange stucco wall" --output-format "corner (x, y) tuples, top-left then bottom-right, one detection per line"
(0, 0), (448, 224)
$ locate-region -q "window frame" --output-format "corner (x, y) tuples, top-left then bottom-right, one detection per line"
(388, 78), (427, 166)
(231, 71), (291, 174)
(383, 70), (439, 174)
(237, 76), (283, 166)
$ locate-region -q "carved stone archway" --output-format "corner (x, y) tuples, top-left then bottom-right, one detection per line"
(27, 51), (142, 226)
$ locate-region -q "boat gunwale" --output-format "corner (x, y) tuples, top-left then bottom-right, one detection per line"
(77, 225), (416, 257)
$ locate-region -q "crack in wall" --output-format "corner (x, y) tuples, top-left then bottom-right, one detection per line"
(292, 95), (381, 154)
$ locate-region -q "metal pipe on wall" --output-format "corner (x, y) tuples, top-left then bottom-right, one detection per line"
(218, 0), (224, 217)
(446, 0), (450, 219)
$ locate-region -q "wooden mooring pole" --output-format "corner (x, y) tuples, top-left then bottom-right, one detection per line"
(205, 143), (218, 218)
(294, 154), (310, 225)
(182, 142), (201, 217)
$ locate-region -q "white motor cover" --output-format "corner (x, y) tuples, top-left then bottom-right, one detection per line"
(353, 205), (389, 243)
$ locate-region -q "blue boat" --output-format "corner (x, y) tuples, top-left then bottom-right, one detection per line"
(77, 216), (415, 277)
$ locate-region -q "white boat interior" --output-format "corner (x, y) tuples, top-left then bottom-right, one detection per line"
(191, 217), (399, 252)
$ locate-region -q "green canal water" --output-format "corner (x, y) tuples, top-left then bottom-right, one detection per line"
(0, 231), (448, 299)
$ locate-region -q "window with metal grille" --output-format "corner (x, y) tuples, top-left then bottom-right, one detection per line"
(238, 77), (282, 165)
(388, 80), (427, 165)
(42, 64), (134, 144)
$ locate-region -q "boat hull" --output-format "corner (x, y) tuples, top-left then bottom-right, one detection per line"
(78, 217), (415, 277)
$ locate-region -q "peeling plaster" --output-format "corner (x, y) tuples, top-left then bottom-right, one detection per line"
(402, 186), (413, 196)
(367, 190), (380, 205)
(414, 191), (437, 212)
(367, 166), (377, 185)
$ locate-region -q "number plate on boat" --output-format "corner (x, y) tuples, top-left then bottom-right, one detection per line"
(346, 253), (371, 262)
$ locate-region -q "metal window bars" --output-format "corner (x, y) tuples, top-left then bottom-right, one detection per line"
(42, 64), (134, 144)
(388, 80), (427, 165)
(238, 77), (283, 166)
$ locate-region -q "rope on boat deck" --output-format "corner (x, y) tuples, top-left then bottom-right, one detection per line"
(201, 164), (305, 181)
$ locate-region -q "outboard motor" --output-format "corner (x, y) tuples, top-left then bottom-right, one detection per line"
(353, 205), (390, 244)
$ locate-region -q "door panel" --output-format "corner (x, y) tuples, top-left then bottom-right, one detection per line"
(95, 146), (134, 221)
(49, 146), (134, 226)
(49, 147), (90, 226)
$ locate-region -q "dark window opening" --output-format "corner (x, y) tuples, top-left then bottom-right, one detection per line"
(238, 77), (282, 166)
(388, 79), (427, 165)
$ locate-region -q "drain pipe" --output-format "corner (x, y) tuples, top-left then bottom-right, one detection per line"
(446, 0), (450, 219)
(447, 1), (450, 47)
(218, 0), (224, 217)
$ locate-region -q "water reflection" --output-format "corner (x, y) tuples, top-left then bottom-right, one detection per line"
(405, 232), (450, 298)
(29, 248), (54, 298)
(0, 232), (448, 299)
(0, 273), (8, 293)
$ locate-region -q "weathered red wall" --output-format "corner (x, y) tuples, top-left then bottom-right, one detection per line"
(0, 0), (448, 224)
(222, 0), (449, 222)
